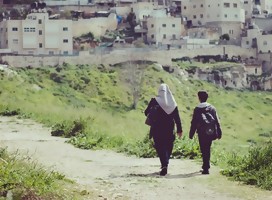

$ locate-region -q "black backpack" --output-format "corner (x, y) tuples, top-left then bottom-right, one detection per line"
(200, 110), (218, 140)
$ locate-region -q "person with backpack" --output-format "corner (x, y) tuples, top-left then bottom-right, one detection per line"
(189, 90), (222, 175)
(144, 83), (182, 176)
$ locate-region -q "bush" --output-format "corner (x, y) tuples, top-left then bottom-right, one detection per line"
(0, 148), (65, 199)
(221, 141), (272, 190)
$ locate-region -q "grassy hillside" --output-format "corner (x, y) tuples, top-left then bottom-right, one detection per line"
(0, 63), (271, 151)
(1, 62), (272, 189)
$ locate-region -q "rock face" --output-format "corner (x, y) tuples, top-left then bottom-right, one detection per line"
(172, 63), (271, 91)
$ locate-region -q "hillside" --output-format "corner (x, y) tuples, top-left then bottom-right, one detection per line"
(0, 63), (271, 150)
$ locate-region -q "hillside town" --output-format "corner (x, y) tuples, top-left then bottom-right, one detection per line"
(0, 0), (272, 90)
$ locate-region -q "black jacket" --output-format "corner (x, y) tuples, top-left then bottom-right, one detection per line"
(145, 98), (182, 140)
(189, 102), (222, 139)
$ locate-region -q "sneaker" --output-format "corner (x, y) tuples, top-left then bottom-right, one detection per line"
(201, 169), (209, 175)
(160, 167), (167, 176)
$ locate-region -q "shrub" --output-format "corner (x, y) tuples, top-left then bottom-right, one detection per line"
(221, 141), (272, 190)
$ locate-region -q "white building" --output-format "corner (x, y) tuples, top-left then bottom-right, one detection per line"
(44, 0), (91, 6)
(146, 15), (182, 46)
(0, 12), (73, 55)
(182, 0), (245, 39)
(260, 0), (272, 14)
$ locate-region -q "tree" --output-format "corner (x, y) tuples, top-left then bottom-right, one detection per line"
(126, 11), (136, 32)
(220, 34), (230, 41)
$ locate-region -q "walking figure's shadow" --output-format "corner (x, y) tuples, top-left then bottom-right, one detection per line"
(127, 171), (201, 178)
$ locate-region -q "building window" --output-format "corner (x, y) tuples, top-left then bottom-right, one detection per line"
(63, 27), (68, 31)
(208, 4), (210, 7)
(162, 24), (166, 27)
(224, 3), (230, 8)
(63, 51), (68, 55)
(235, 14), (238, 18)
(263, 41), (268, 45)
(163, 34), (166, 39)
(172, 24), (175, 28)
(151, 34), (154, 39)
(200, 4), (203, 7)
(24, 27), (35, 32)
(233, 3), (237, 8)
(49, 51), (54, 55)
(63, 39), (68, 43)
(12, 27), (18, 31)
(246, 41), (249, 45)
(244, 1), (248, 4)
(0, 28), (3, 32)
(28, 51), (34, 54)
(39, 30), (42, 35)
(38, 19), (42, 24)
(184, 6), (186, 9)
(39, 43), (42, 48)
(200, 14), (203, 18)
(193, 15), (196, 19)
(6, 40), (8, 44)
(151, 24), (154, 28)
(225, 14), (228, 18)
(12, 39), (18, 44)
(172, 34), (176, 39)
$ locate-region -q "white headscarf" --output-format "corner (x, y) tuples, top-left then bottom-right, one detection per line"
(155, 83), (177, 114)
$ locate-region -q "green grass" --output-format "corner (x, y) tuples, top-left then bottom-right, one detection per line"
(0, 62), (272, 190)
(0, 148), (92, 199)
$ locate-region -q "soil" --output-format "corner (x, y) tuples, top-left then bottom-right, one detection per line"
(0, 116), (271, 200)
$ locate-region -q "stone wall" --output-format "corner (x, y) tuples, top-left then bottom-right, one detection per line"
(1, 46), (257, 68)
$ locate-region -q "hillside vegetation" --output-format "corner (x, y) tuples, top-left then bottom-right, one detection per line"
(0, 62), (271, 190)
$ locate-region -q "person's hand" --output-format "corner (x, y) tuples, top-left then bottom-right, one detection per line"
(177, 131), (182, 139)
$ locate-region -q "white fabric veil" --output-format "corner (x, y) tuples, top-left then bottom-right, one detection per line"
(155, 83), (177, 114)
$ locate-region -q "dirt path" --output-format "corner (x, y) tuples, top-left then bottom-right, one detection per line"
(0, 116), (271, 200)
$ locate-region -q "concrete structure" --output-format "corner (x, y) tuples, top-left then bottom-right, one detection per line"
(182, 0), (245, 39)
(244, 62), (262, 75)
(72, 13), (118, 37)
(260, 0), (272, 14)
(243, 0), (253, 22)
(1, 45), (256, 68)
(257, 34), (272, 53)
(146, 16), (182, 45)
(241, 26), (260, 49)
(182, 0), (205, 26)
(0, 12), (73, 55)
(45, 0), (91, 6)
(132, 2), (156, 22)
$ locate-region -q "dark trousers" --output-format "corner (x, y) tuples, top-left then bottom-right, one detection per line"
(198, 134), (212, 170)
(154, 136), (174, 168)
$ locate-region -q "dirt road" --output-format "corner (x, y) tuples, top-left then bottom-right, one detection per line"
(0, 116), (271, 200)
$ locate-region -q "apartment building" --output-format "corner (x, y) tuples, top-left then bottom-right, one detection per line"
(243, 0), (253, 22)
(0, 12), (73, 55)
(146, 16), (182, 45)
(181, 0), (205, 27)
(260, 0), (272, 14)
(182, 0), (245, 39)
